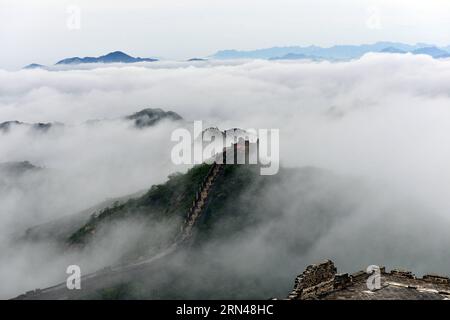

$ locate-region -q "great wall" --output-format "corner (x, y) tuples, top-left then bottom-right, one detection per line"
(180, 162), (224, 240)
(287, 260), (450, 300)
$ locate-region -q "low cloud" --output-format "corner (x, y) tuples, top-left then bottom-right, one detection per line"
(2, 54), (450, 298)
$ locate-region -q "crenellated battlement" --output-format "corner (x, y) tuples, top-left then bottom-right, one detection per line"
(180, 161), (224, 239)
(288, 260), (450, 300)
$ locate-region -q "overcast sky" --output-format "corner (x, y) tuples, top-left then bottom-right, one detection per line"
(1, 0), (450, 69)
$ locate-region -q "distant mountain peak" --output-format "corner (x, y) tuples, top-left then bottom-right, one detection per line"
(0, 161), (42, 175)
(98, 51), (134, 62)
(212, 42), (450, 61)
(125, 108), (183, 128)
(188, 58), (207, 62)
(55, 51), (158, 65)
(23, 63), (46, 70)
(105, 51), (129, 57)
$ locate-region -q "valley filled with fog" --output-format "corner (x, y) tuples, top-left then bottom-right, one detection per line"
(2, 54), (450, 298)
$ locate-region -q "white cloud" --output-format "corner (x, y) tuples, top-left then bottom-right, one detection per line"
(2, 54), (450, 297)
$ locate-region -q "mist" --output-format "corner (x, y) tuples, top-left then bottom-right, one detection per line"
(2, 53), (450, 298)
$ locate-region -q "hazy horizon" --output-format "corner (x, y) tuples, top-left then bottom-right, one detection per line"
(2, 0), (450, 69)
(5, 40), (450, 67)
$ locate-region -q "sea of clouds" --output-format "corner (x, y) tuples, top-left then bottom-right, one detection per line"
(2, 53), (450, 298)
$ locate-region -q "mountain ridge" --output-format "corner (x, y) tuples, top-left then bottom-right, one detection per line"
(55, 51), (158, 65)
(0, 108), (183, 134)
(212, 42), (450, 60)
(21, 43), (450, 69)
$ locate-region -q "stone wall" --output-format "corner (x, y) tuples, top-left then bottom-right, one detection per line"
(422, 274), (450, 285)
(288, 260), (340, 300)
(288, 260), (450, 300)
